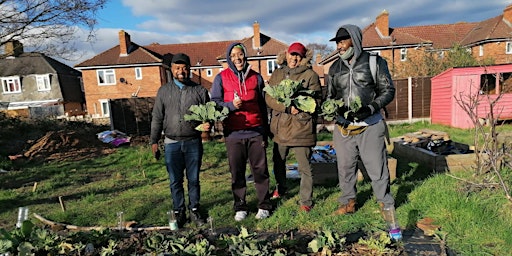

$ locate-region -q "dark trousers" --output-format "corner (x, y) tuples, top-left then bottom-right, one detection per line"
(225, 135), (271, 212)
(164, 138), (203, 212)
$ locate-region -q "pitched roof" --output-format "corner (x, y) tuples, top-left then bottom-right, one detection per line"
(75, 43), (163, 68)
(75, 32), (288, 69)
(363, 22), (477, 49)
(460, 15), (512, 46)
(0, 52), (80, 77)
(144, 40), (233, 67)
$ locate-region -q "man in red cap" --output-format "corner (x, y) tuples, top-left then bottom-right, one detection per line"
(265, 42), (321, 212)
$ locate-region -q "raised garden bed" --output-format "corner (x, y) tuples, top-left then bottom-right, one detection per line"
(391, 129), (476, 173)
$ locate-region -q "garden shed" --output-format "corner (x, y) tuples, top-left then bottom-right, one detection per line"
(431, 64), (512, 129)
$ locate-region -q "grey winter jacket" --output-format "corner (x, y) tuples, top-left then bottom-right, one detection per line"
(150, 80), (210, 144)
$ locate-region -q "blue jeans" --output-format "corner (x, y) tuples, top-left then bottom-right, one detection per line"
(164, 138), (203, 211)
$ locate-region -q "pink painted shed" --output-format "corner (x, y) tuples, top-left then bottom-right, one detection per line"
(431, 64), (512, 129)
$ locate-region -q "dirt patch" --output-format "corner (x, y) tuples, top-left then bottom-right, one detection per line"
(5, 122), (149, 165)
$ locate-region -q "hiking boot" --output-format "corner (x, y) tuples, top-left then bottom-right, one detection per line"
(190, 208), (204, 226)
(300, 205), (312, 212)
(234, 211), (247, 221)
(175, 210), (187, 228)
(333, 199), (356, 215)
(255, 209), (270, 219)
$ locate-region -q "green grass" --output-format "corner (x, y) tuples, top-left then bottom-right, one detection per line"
(1, 118), (512, 254)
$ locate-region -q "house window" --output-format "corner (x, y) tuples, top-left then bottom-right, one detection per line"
(506, 42), (512, 54)
(438, 51), (445, 59)
(400, 48), (407, 61)
(135, 67), (142, 80)
(206, 69), (213, 77)
(370, 50), (381, 55)
(1, 76), (21, 93)
(480, 74), (496, 94)
(97, 69), (116, 85)
(36, 74), (51, 91)
(99, 99), (110, 117)
(479, 45), (484, 57)
(267, 59), (278, 76)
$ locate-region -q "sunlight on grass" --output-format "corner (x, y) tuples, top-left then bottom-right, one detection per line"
(1, 121), (511, 255)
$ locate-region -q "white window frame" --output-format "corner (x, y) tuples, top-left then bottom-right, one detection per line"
(506, 42), (512, 54)
(135, 67), (142, 80)
(96, 69), (116, 85)
(206, 68), (213, 77)
(267, 59), (278, 76)
(36, 74), (51, 91)
(370, 50), (381, 55)
(1, 76), (21, 94)
(479, 45), (484, 57)
(99, 99), (110, 117)
(400, 48), (407, 61)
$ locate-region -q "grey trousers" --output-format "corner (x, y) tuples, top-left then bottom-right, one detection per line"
(333, 120), (395, 207)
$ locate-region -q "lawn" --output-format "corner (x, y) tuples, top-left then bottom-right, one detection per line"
(0, 117), (511, 255)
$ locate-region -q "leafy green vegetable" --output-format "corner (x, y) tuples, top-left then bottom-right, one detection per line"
(320, 99), (344, 121)
(264, 79), (317, 113)
(183, 102), (229, 131)
(344, 96), (362, 119)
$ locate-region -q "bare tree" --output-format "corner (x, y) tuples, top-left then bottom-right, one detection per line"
(306, 43), (334, 63)
(0, 0), (107, 60)
(454, 76), (511, 202)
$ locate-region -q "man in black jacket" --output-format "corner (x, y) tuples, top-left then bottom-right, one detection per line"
(326, 25), (396, 221)
(150, 53), (210, 227)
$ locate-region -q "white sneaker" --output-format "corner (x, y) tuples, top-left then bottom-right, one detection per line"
(255, 209), (270, 219)
(234, 211), (247, 221)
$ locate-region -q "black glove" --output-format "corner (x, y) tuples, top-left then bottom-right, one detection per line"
(338, 106), (350, 117)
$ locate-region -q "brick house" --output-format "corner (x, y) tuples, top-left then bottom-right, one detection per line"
(74, 22), (289, 119)
(320, 4), (512, 79)
(0, 41), (85, 118)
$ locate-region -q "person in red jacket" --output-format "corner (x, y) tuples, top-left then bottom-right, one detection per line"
(211, 42), (272, 221)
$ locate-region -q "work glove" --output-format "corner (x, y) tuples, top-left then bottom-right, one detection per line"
(337, 106), (350, 117)
(351, 102), (380, 121)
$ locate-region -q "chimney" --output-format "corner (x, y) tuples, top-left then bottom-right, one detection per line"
(5, 40), (23, 57)
(119, 30), (131, 57)
(376, 10), (390, 37)
(253, 21), (261, 50)
(504, 4), (512, 24)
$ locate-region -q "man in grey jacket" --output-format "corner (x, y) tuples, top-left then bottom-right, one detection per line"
(150, 53), (210, 228)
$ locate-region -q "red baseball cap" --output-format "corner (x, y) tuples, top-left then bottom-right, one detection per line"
(288, 42), (306, 57)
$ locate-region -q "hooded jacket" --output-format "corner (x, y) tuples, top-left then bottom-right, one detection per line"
(150, 78), (210, 144)
(210, 42), (268, 137)
(327, 24), (395, 126)
(265, 47), (321, 146)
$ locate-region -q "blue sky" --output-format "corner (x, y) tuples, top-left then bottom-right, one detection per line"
(68, 0), (510, 67)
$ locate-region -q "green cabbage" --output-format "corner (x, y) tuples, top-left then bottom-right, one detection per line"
(320, 99), (344, 121)
(183, 102), (229, 130)
(264, 79), (317, 113)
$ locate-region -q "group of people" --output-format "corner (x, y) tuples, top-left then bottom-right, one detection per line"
(150, 24), (397, 229)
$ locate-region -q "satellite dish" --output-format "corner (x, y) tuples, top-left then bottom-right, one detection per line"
(119, 77), (126, 83)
